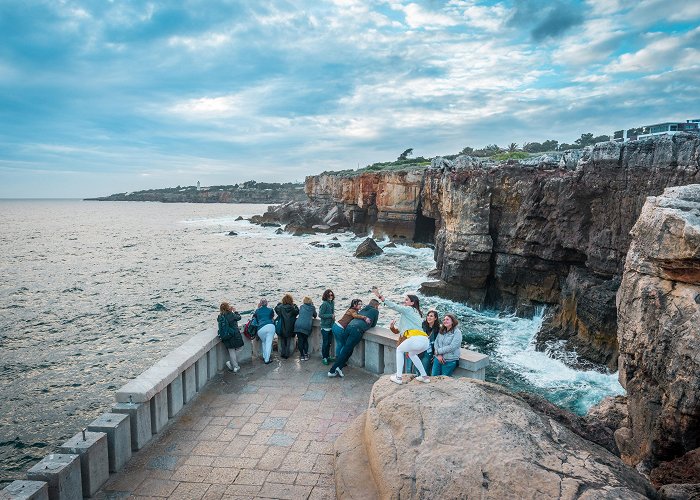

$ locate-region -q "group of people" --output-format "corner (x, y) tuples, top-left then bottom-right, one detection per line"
(216, 288), (463, 384)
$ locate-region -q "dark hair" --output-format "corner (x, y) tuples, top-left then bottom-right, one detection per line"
(440, 313), (459, 333)
(368, 298), (380, 307)
(350, 298), (363, 309)
(322, 289), (334, 301)
(426, 309), (439, 323)
(406, 294), (422, 317)
(282, 293), (294, 305)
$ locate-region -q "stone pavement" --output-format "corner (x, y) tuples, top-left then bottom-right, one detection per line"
(96, 356), (378, 500)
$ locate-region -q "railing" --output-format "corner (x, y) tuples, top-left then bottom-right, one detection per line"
(4, 319), (487, 499)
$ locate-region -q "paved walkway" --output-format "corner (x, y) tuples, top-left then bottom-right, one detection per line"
(97, 357), (378, 499)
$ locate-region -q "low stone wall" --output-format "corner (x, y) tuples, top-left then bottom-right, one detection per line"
(4, 321), (487, 499)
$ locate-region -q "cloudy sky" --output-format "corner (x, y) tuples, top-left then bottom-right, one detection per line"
(1, 0), (698, 197)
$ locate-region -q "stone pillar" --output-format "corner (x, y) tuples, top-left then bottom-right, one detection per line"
(216, 343), (227, 370)
(183, 365), (196, 403)
(207, 348), (218, 379)
(87, 413), (131, 473)
(195, 356), (208, 390)
(112, 401), (151, 451)
(236, 340), (252, 364)
(58, 431), (109, 497)
(383, 345), (397, 375)
(1, 480), (49, 500)
(167, 376), (184, 418)
(348, 340), (365, 368)
(150, 388), (168, 434)
(364, 340), (384, 374)
(27, 454), (82, 500)
(309, 320), (321, 356)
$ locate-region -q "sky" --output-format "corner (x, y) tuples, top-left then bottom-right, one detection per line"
(0, 0), (699, 198)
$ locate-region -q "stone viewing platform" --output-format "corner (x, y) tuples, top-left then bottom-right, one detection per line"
(3, 321), (487, 499)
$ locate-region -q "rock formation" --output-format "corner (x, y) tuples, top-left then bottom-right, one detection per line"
(614, 185), (700, 479)
(335, 376), (656, 499)
(354, 238), (383, 258)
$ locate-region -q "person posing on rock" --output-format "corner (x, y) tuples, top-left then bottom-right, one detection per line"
(372, 288), (430, 384)
(431, 314), (462, 377)
(217, 302), (244, 373)
(275, 293), (299, 359)
(328, 299), (380, 378)
(294, 296), (317, 361)
(420, 309), (441, 375)
(331, 298), (370, 358)
(319, 289), (335, 365)
(254, 298), (275, 364)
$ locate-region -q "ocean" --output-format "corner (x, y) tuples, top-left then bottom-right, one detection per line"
(0, 200), (623, 484)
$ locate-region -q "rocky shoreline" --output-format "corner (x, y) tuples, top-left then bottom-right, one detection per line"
(249, 135), (700, 496)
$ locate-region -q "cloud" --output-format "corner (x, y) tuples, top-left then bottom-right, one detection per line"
(507, 0), (584, 41)
(605, 27), (700, 73)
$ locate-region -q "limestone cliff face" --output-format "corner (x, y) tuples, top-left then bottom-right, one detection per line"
(421, 135), (700, 368)
(305, 170), (424, 238)
(614, 184), (700, 469)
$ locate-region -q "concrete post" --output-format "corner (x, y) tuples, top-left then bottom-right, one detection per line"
(195, 355), (208, 390)
(111, 401), (151, 451)
(87, 413), (131, 473)
(348, 339), (365, 368)
(383, 345), (397, 375)
(0, 480), (49, 500)
(58, 431), (108, 497)
(364, 340), (384, 374)
(207, 348), (218, 379)
(309, 321), (321, 356)
(183, 365), (196, 403)
(150, 388), (168, 434)
(27, 454), (82, 500)
(236, 340), (252, 364)
(167, 376), (184, 418)
(216, 342), (227, 370)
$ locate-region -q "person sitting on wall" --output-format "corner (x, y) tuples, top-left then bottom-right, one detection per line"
(431, 313), (462, 377)
(328, 299), (380, 378)
(217, 302), (244, 373)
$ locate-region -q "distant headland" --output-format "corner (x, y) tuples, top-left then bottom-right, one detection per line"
(84, 180), (307, 204)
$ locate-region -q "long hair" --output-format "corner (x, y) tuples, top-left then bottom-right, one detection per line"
(440, 313), (459, 333)
(425, 309), (439, 325)
(406, 294), (422, 317)
(350, 298), (363, 309)
(219, 302), (232, 314)
(282, 293), (294, 305)
(322, 289), (334, 301)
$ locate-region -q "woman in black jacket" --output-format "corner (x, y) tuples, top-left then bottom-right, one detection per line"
(275, 293), (299, 359)
(217, 302), (244, 372)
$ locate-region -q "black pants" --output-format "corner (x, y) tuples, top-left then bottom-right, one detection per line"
(279, 336), (295, 357)
(297, 333), (309, 356)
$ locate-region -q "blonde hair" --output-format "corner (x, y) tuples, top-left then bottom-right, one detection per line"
(303, 296), (313, 305)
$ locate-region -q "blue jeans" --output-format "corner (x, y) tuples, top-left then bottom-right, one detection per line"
(321, 328), (332, 359)
(332, 323), (346, 356)
(431, 358), (458, 376)
(330, 326), (363, 373)
(420, 350), (433, 374)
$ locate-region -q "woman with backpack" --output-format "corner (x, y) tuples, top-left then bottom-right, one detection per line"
(294, 296), (317, 361)
(275, 293), (299, 359)
(254, 298), (276, 364)
(217, 302), (244, 372)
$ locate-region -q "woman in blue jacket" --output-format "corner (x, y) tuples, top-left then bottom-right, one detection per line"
(254, 298), (275, 364)
(294, 296), (317, 361)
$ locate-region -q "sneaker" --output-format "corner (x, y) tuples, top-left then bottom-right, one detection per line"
(327, 370), (337, 378)
(233, 366), (241, 373)
(415, 375), (430, 383)
(328, 357), (336, 362)
(336, 367), (344, 378)
(390, 374), (403, 385)
(264, 359), (273, 364)
(322, 358), (329, 365)
(225, 361), (233, 372)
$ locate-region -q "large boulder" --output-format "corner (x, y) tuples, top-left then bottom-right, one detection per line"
(615, 184), (700, 470)
(354, 238), (383, 258)
(335, 376), (655, 499)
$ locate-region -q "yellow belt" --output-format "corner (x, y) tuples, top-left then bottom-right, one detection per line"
(402, 329), (428, 339)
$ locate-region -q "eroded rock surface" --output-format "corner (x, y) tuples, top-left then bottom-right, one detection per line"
(615, 184), (700, 471)
(335, 376), (655, 499)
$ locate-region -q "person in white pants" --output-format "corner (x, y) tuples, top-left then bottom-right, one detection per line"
(372, 288), (430, 384)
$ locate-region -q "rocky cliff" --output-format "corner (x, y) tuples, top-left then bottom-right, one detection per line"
(614, 184), (700, 478)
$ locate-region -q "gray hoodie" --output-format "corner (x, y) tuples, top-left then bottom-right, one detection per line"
(433, 328), (462, 361)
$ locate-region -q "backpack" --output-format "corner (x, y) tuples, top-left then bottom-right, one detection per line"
(218, 314), (234, 340)
(243, 316), (258, 340)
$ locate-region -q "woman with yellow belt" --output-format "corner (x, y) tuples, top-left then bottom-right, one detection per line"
(372, 288), (430, 384)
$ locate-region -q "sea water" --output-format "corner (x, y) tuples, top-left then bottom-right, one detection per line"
(0, 200), (623, 484)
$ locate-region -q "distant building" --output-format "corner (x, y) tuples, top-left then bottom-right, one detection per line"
(614, 119), (700, 142)
(197, 181), (201, 191)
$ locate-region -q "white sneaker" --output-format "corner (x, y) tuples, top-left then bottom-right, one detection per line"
(233, 366), (240, 373)
(225, 361), (233, 372)
(336, 367), (344, 378)
(327, 371), (337, 378)
(415, 375), (430, 383)
(390, 374), (403, 385)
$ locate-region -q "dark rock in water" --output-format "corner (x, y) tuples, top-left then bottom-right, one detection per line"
(331, 236), (338, 241)
(327, 243), (341, 248)
(405, 241), (433, 250)
(354, 238), (383, 258)
(261, 222), (281, 227)
(235, 216), (245, 221)
(309, 241), (326, 248)
(275, 228), (284, 235)
(227, 231), (238, 236)
(312, 224), (332, 233)
(383, 242), (397, 249)
(427, 268), (441, 279)
(150, 303), (168, 311)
